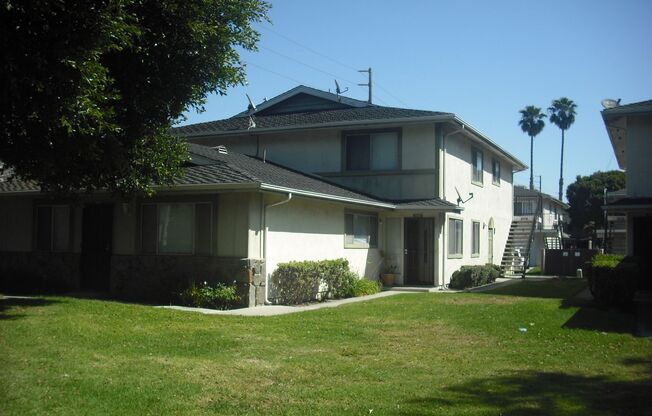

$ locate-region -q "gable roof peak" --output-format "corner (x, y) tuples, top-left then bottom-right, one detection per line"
(235, 85), (374, 117)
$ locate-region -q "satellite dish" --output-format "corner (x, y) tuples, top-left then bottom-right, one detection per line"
(334, 79), (348, 95)
(246, 93), (257, 112)
(601, 98), (621, 109)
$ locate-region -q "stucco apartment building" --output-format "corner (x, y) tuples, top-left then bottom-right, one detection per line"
(0, 86), (526, 304)
(601, 99), (652, 276)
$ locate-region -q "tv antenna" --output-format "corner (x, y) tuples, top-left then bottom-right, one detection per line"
(601, 98), (621, 109)
(455, 187), (474, 206)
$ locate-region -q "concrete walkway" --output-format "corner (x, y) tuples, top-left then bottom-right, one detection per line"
(157, 278), (522, 317)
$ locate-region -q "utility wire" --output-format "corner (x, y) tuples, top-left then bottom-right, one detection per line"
(245, 61), (309, 86)
(256, 24), (359, 72)
(260, 46), (359, 86)
(256, 24), (409, 107)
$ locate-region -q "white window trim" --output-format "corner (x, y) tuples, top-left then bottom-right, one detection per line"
(492, 159), (501, 186)
(35, 205), (71, 253)
(447, 216), (464, 259)
(344, 210), (379, 249)
(471, 148), (484, 186)
(471, 220), (481, 257)
(140, 202), (212, 256)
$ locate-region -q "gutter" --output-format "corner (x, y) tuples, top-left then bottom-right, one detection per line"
(262, 192), (293, 305)
(259, 183), (395, 209)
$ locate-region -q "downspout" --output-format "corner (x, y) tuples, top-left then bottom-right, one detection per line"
(262, 192), (293, 305)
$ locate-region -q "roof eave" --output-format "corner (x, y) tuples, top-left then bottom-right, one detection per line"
(259, 183), (394, 209)
(174, 114), (455, 139)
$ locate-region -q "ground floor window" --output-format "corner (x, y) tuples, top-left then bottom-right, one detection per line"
(472, 221), (480, 256)
(345, 211), (378, 248)
(141, 202), (212, 255)
(448, 218), (463, 257)
(36, 205), (70, 251)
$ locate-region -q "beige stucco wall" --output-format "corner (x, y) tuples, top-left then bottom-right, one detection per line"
(189, 122), (439, 200)
(264, 196), (383, 280)
(0, 198), (34, 251)
(441, 132), (514, 282)
(625, 117), (652, 197)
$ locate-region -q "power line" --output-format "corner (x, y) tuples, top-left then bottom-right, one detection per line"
(256, 24), (359, 72)
(260, 46), (359, 86)
(245, 61), (308, 86)
(256, 24), (409, 107)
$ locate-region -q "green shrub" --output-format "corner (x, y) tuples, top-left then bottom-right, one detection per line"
(588, 254), (639, 306)
(449, 264), (499, 289)
(178, 281), (241, 310)
(350, 279), (382, 297)
(526, 266), (542, 275)
(270, 258), (357, 305)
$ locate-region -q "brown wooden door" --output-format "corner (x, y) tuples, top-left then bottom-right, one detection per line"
(404, 218), (435, 285)
(81, 204), (113, 291)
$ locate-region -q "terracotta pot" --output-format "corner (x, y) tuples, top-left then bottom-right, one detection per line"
(381, 273), (395, 286)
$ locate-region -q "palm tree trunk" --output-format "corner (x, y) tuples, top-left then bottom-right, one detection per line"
(558, 129), (565, 200)
(529, 135), (534, 190)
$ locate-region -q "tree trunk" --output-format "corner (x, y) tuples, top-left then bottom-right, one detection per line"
(559, 129), (565, 201)
(529, 135), (534, 190)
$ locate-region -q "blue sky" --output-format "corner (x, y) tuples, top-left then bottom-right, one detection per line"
(178, 0), (652, 200)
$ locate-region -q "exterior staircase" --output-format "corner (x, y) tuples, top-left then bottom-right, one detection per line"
(501, 193), (543, 277)
(500, 218), (532, 276)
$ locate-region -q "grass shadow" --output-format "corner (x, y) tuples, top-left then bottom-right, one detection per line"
(0, 296), (60, 320)
(402, 357), (652, 415)
(480, 278), (587, 299)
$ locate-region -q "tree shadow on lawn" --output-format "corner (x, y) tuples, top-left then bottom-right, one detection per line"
(0, 296), (60, 320)
(480, 279), (636, 335)
(402, 358), (652, 416)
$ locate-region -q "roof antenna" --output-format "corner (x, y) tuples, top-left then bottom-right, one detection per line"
(455, 187), (474, 206)
(334, 79), (348, 96)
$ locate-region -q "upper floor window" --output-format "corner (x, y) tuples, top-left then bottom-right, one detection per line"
(344, 130), (399, 171)
(36, 206), (70, 252)
(472, 148), (483, 184)
(141, 202), (212, 255)
(492, 159), (501, 185)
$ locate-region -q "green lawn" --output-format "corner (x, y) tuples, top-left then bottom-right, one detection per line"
(1, 279), (650, 415)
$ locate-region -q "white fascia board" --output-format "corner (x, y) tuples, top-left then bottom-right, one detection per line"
(451, 115), (528, 171)
(177, 114), (455, 139)
(394, 205), (463, 212)
(259, 183), (395, 209)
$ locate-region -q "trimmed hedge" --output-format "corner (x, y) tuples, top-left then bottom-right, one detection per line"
(178, 281), (241, 310)
(449, 264), (499, 290)
(270, 258), (357, 305)
(351, 279), (382, 297)
(587, 254), (639, 306)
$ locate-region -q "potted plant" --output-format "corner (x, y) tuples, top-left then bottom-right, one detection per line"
(381, 263), (398, 286)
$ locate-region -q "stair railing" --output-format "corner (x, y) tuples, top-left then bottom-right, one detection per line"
(521, 193), (543, 279)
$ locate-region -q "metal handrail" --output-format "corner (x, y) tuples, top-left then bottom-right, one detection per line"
(521, 194), (543, 279)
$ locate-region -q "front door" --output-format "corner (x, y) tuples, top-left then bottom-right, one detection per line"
(81, 204), (114, 291)
(404, 218), (434, 285)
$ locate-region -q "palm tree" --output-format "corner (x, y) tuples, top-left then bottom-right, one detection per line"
(548, 97), (577, 200)
(518, 106), (546, 191)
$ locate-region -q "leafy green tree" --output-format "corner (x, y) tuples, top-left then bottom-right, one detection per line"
(548, 97), (577, 201)
(518, 106), (546, 191)
(566, 170), (625, 238)
(0, 0), (269, 196)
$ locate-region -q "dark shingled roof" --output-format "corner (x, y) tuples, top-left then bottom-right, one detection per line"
(185, 144), (385, 204)
(514, 186), (569, 208)
(173, 106), (451, 136)
(394, 198), (459, 210)
(0, 144), (459, 211)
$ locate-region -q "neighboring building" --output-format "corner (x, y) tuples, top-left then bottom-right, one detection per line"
(601, 100), (652, 271)
(596, 188), (627, 255)
(504, 186), (568, 271)
(0, 86), (526, 303)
